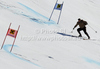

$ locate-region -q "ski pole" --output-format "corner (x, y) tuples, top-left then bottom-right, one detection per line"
(71, 29), (74, 33)
(88, 24), (97, 33)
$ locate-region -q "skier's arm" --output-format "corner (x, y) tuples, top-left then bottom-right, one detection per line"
(73, 23), (78, 30)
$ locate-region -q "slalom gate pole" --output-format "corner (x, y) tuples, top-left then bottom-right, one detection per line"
(1, 23), (12, 49)
(10, 25), (20, 52)
(57, 1), (64, 24)
(49, 0), (58, 21)
(10, 37), (16, 52)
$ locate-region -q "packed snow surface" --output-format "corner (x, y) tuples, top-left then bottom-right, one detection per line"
(0, 0), (100, 69)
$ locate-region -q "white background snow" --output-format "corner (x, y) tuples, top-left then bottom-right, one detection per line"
(0, 0), (100, 69)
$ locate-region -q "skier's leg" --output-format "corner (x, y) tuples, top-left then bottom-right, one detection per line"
(77, 28), (82, 37)
(83, 27), (90, 39)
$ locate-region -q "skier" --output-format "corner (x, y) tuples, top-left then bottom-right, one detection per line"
(73, 18), (90, 39)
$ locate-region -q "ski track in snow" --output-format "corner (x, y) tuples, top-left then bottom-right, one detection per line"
(17, 2), (53, 24)
(0, 1), (56, 25)
(83, 57), (100, 66)
(3, 44), (41, 67)
(2, 45), (100, 68)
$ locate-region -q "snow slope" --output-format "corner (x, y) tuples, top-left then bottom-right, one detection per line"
(0, 0), (100, 69)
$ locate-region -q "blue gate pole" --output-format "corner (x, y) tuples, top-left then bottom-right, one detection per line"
(57, 1), (64, 24)
(49, 0), (58, 21)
